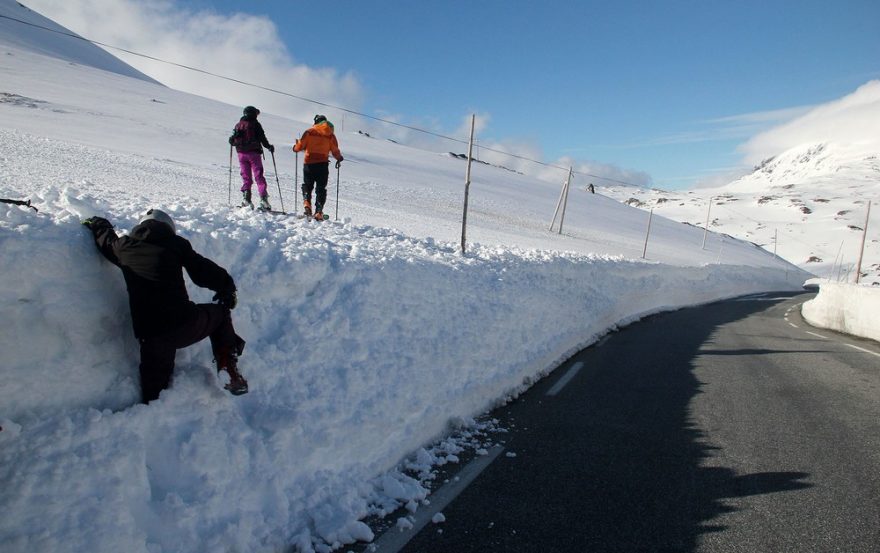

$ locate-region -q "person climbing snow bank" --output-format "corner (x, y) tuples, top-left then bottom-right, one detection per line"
(82, 209), (249, 402)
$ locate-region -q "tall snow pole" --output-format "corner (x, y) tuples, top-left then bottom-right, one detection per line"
(557, 167), (574, 235)
(549, 177), (566, 231)
(701, 196), (713, 250)
(830, 240), (844, 282)
(854, 200), (871, 284)
(460, 114), (476, 254)
(642, 208), (654, 259)
(549, 168), (572, 232)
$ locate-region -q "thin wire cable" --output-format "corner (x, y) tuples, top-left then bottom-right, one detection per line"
(0, 12), (642, 186)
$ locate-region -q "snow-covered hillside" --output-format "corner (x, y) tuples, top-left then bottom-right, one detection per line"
(602, 140), (880, 285)
(0, 0), (159, 83)
(599, 78), (880, 286)
(1, 5), (808, 553)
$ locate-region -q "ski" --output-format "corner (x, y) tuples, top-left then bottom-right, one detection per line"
(260, 208), (312, 219)
(238, 205), (316, 220)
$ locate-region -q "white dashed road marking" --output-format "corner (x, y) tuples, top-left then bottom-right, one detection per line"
(546, 362), (584, 396)
(844, 343), (880, 357)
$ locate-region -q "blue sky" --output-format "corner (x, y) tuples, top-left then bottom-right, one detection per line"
(31, 0), (880, 189)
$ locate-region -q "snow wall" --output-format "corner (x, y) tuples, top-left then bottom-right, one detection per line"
(0, 190), (805, 552)
(801, 281), (880, 342)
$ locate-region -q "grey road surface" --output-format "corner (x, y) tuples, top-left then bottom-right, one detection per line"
(391, 292), (880, 552)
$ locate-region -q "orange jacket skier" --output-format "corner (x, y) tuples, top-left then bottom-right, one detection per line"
(293, 115), (343, 219)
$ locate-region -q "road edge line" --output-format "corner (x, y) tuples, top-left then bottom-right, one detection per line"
(370, 445), (506, 552)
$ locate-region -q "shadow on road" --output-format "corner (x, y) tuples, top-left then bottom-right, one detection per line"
(402, 293), (813, 552)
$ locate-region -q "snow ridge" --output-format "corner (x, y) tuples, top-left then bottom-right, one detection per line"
(0, 0), (160, 84)
(0, 182), (801, 552)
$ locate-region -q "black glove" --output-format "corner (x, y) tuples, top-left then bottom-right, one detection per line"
(82, 216), (112, 231)
(213, 289), (238, 310)
(335, 159), (342, 169)
(228, 136), (235, 145)
(267, 144), (275, 153)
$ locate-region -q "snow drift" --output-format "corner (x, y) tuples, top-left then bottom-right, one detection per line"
(802, 281), (880, 341)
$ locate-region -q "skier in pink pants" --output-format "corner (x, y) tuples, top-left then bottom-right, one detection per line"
(238, 151), (267, 197)
(229, 106), (275, 210)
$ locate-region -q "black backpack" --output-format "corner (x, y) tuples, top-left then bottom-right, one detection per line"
(230, 119), (259, 150)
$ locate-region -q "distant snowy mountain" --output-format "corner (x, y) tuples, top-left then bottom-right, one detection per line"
(729, 142), (880, 192)
(0, 0), (160, 84)
(603, 141), (880, 284)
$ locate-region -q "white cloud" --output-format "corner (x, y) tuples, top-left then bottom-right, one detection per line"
(24, 0), (364, 123)
(559, 158), (652, 188)
(455, 112), (490, 138)
(23, 0), (656, 186)
(640, 105), (812, 148)
(739, 80), (880, 164)
(706, 105), (814, 127)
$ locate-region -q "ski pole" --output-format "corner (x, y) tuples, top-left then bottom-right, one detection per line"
(228, 144), (233, 206)
(294, 150), (299, 216)
(335, 161), (341, 220)
(0, 198), (38, 212)
(270, 150), (285, 213)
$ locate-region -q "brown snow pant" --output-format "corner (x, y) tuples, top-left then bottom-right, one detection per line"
(137, 304), (243, 403)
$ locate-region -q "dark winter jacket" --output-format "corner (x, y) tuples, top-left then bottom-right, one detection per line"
(87, 218), (236, 339)
(229, 115), (271, 154)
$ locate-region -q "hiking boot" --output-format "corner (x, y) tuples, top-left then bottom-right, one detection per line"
(313, 211), (324, 221)
(259, 194), (271, 211)
(224, 366), (249, 396)
(241, 190), (253, 208)
(303, 200), (312, 217)
(215, 347), (249, 396)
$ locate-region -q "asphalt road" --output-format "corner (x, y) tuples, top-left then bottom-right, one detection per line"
(391, 292), (880, 552)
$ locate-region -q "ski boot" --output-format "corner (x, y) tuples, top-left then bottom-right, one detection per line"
(303, 199), (312, 218)
(241, 190), (253, 209)
(215, 346), (248, 396)
(259, 194), (271, 211)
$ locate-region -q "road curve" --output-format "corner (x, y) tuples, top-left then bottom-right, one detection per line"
(391, 292), (880, 553)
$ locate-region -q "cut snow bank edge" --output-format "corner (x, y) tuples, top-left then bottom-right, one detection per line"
(802, 282), (880, 341)
(1, 189), (804, 552)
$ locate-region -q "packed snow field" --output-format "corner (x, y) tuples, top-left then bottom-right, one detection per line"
(0, 4), (811, 552)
